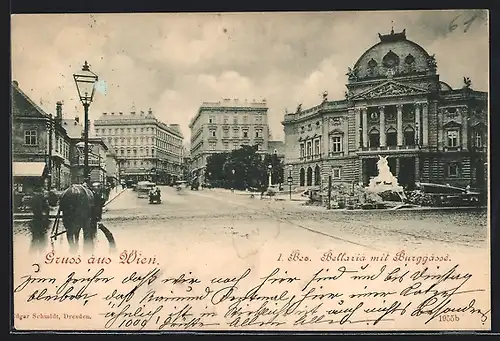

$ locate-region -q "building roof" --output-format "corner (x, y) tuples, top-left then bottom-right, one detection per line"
(94, 109), (183, 138)
(61, 118), (83, 139)
(352, 29), (433, 80)
(12, 81), (51, 119)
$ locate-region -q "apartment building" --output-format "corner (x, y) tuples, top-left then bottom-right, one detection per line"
(189, 98), (269, 180)
(94, 109), (184, 184)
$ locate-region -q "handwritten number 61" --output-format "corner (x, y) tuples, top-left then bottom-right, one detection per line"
(449, 14), (478, 33)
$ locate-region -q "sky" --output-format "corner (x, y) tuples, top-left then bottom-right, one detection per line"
(11, 10), (488, 143)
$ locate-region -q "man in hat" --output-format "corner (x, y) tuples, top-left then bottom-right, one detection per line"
(29, 185), (50, 253)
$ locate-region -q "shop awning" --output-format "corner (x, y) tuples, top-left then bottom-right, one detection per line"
(13, 162), (46, 177)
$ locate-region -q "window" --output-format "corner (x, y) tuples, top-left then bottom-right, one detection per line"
(314, 139), (320, 155)
(233, 128), (239, 138)
(95, 128), (100, 135)
(243, 116), (248, 123)
(369, 129), (380, 148)
(306, 141), (312, 156)
(243, 130), (248, 138)
(448, 163), (459, 177)
(300, 143), (305, 158)
(475, 132), (483, 147)
(209, 142), (216, 150)
(209, 116), (215, 124)
(223, 116), (228, 124)
(233, 117), (238, 124)
(24, 130), (37, 145)
(223, 142), (229, 150)
(332, 167), (341, 179)
(332, 136), (342, 152)
(447, 130), (459, 147)
(255, 129), (262, 138)
(255, 115), (262, 123)
(211, 130), (216, 137)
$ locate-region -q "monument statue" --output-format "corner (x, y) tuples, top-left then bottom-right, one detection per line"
(366, 155), (406, 201)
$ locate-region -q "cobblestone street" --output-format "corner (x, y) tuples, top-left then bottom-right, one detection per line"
(13, 186), (488, 258)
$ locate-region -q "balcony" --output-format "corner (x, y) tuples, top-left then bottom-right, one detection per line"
(329, 151), (345, 157)
(358, 145), (421, 155)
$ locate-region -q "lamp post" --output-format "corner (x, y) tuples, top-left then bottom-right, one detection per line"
(76, 142), (102, 184)
(231, 169), (235, 191)
(46, 114), (54, 191)
(268, 164), (272, 188)
(73, 61), (98, 185)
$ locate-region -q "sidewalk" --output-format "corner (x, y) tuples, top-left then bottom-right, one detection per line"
(13, 187), (127, 221)
(210, 187), (309, 202)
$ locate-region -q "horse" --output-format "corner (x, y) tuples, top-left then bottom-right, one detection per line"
(58, 184), (115, 254)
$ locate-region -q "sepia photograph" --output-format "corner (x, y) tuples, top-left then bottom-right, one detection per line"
(11, 10), (490, 332)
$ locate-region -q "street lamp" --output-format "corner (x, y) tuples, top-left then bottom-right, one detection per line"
(76, 141), (102, 184)
(268, 164), (272, 188)
(46, 114), (54, 191)
(73, 61), (98, 185)
(231, 169), (235, 191)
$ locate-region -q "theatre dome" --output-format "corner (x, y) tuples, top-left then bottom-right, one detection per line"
(350, 29), (435, 80)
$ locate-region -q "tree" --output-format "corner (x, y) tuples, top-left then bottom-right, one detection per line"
(205, 152), (229, 186)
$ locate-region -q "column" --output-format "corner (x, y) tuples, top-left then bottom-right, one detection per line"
(396, 104), (403, 146)
(354, 108), (361, 149)
(414, 103), (421, 145)
(395, 158), (400, 178)
(343, 117), (349, 154)
(422, 102), (429, 146)
(461, 107), (468, 150)
(414, 156), (420, 182)
(379, 106), (386, 147)
(362, 107), (368, 148)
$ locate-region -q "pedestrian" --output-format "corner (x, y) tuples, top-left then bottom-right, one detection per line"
(29, 186), (50, 254)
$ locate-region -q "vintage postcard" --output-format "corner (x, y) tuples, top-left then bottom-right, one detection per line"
(11, 10), (490, 332)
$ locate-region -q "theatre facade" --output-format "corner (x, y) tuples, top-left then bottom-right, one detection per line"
(282, 29), (488, 191)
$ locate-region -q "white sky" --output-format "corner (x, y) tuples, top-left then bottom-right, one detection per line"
(11, 10), (488, 142)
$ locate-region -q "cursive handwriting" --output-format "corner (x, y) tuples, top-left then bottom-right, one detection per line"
(14, 261), (490, 329)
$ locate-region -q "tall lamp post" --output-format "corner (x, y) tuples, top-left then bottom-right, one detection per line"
(268, 164), (272, 188)
(46, 114), (54, 191)
(73, 61), (98, 185)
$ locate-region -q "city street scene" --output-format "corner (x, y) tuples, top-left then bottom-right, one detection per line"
(11, 10), (490, 332)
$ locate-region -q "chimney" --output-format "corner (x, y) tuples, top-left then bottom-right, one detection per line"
(111, 112), (115, 115)
(131, 111), (135, 115)
(75, 116), (80, 123)
(103, 112), (107, 115)
(119, 112), (123, 115)
(148, 108), (153, 115)
(13, 80), (19, 87)
(140, 111), (144, 116)
(56, 101), (63, 120)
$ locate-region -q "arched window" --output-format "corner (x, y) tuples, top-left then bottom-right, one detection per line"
(386, 127), (398, 146)
(369, 128), (380, 148)
(300, 168), (305, 186)
(306, 167), (313, 186)
(314, 165), (321, 186)
(404, 126), (415, 146)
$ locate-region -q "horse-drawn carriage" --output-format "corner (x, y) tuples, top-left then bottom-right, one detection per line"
(136, 181), (156, 199)
(148, 187), (161, 204)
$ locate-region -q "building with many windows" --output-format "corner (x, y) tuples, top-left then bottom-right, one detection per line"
(94, 109), (184, 184)
(282, 29), (488, 191)
(189, 98), (269, 180)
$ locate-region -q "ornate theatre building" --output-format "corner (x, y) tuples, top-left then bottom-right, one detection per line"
(283, 29), (488, 191)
